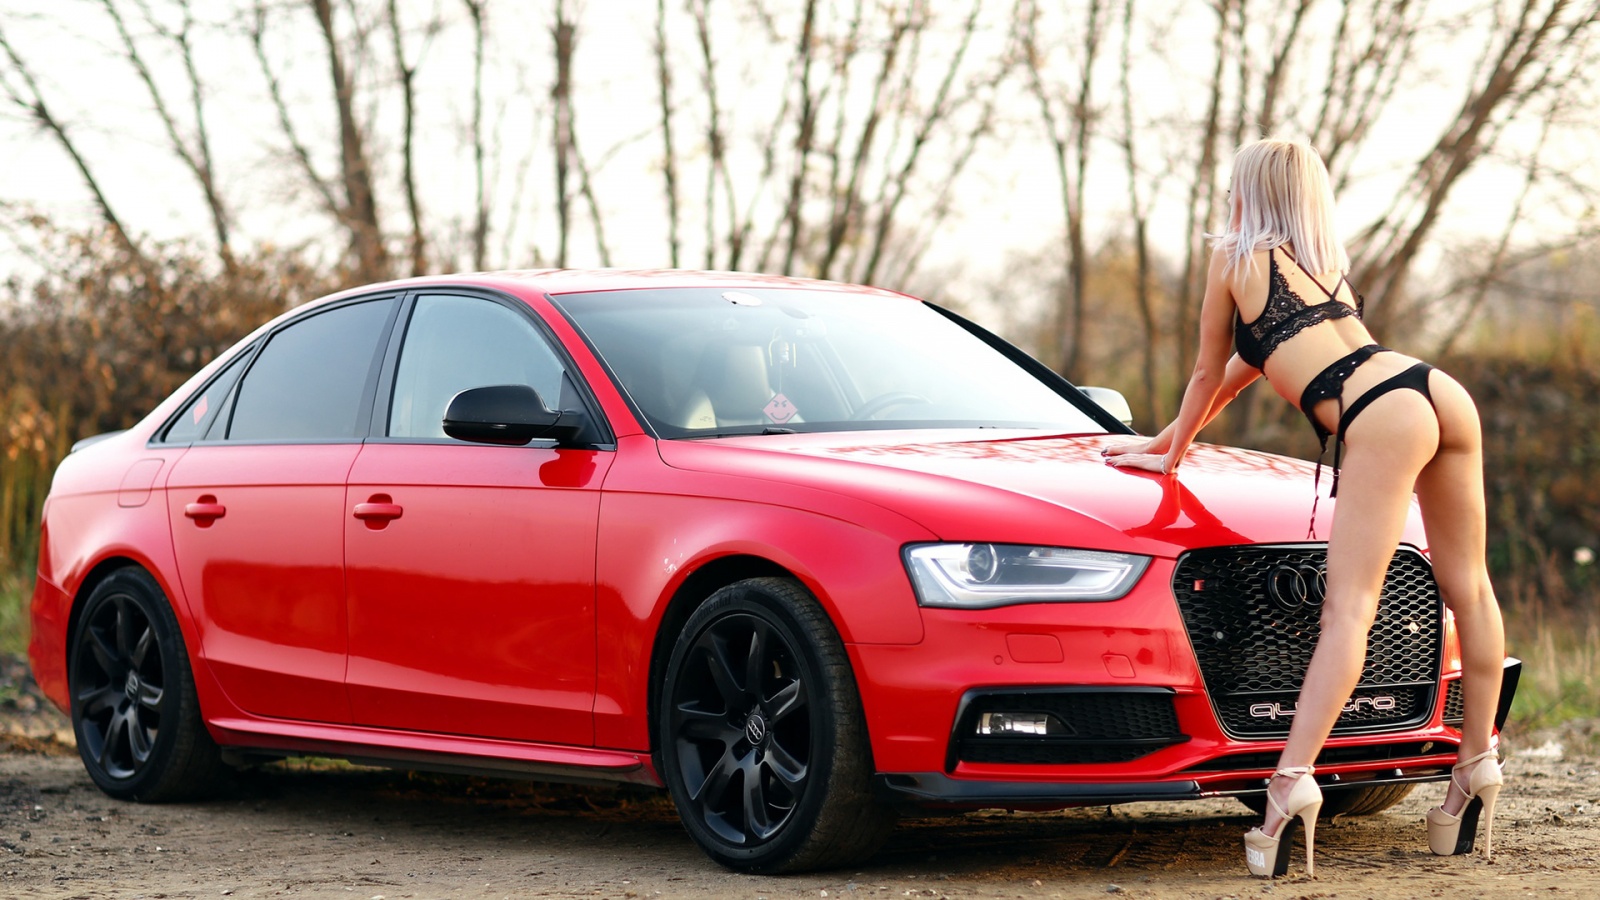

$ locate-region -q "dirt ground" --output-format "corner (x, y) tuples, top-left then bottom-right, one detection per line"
(2, 656), (1597, 900)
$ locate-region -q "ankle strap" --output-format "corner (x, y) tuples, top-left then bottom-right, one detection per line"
(1453, 749), (1497, 770)
(1273, 765), (1315, 778)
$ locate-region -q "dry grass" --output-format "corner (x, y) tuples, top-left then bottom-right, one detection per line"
(1503, 593), (1600, 737)
(0, 567), (28, 656)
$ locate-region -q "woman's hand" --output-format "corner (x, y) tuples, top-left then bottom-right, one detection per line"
(1102, 432), (1176, 474)
(1103, 450), (1174, 474)
(1101, 436), (1158, 457)
(1101, 425), (1173, 460)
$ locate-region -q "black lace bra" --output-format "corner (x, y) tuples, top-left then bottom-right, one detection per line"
(1233, 247), (1363, 369)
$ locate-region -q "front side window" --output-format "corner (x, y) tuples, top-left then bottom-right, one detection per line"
(226, 299), (393, 441)
(388, 294), (567, 439)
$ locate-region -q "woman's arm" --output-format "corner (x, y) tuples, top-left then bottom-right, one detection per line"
(1105, 248), (1244, 473)
(1103, 352), (1260, 456)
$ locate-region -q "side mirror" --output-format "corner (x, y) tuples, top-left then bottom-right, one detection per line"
(1078, 386), (1135, 429)
(442, 384), (583, 446)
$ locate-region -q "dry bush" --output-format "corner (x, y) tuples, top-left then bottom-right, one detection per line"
(0, 224), (338, 570)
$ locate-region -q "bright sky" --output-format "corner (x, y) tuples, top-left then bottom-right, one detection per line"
(1, 0), (1592, 313)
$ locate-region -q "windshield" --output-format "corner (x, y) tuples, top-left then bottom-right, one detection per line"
(551, 287), (1107, 438)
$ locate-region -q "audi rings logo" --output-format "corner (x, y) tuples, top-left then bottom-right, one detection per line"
(1266, 563), (1327, 610)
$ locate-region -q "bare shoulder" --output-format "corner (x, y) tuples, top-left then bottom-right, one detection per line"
(1213, 247), (1270, 289)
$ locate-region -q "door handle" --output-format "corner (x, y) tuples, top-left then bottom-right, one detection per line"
(184, 497), (226, 521)
(353, 496), (404, 522)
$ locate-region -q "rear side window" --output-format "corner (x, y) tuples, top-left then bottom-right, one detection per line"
(162, 348), (252, 443)
(226, 299), (393, 441)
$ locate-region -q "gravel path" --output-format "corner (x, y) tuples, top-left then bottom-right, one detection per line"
(2, 657), (1597, 899)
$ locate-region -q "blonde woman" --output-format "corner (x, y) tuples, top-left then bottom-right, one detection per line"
(1104, 138), (1507, 877)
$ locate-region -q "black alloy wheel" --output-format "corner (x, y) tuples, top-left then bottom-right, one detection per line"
(69, 568), (227, 801)
(659, 577), (893, 873)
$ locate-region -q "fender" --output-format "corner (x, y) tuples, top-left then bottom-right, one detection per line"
(592, 437), (936, 751)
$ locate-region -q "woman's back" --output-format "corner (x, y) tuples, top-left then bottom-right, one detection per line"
(1230, 246), (1386, 424)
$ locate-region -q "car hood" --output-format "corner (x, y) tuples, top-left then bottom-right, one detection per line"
(655, 430), (1426, 557)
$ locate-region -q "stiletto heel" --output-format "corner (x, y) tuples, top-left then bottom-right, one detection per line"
(1427, 748), (1503, 859)
(1244, 766), (1323, 877)
(1479, 782), (1500, 859)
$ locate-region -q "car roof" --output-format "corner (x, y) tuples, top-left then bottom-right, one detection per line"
(315, 268), (916, 304)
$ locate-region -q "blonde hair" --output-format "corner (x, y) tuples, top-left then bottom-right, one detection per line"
(1213, 139), (1349, 278)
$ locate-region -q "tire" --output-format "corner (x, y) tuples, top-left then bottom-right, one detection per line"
(1238, 782), (1414, 817)
(657, 577), (894, 873)
(68, 568), (228, 801)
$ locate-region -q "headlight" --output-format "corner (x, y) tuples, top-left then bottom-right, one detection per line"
(903, 543), (1150, 608)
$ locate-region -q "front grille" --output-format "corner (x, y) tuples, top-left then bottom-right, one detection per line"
(1172, 544), (1441, 739)
(951, 688), (1188, 767)
(1443, 678), (1464, 725)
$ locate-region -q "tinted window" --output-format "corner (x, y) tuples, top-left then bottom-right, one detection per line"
(388, 294), (567, 439)
(162, 347), (252, 443)
(227, 299), (392, 441)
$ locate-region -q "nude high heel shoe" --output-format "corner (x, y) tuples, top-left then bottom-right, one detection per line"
(1427, 748), (1504, 859)
(1244, 766), (1323, 877)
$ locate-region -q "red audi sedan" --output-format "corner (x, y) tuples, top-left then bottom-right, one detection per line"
(29, 270), (1514, 872)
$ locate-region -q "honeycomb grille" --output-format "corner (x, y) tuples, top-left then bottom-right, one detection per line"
(953, 690), (1186, 765)
(1171, 544), (1442, 739)
(1443, 678), (1464, 725)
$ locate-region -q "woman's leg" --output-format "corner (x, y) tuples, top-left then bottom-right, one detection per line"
(1412, 373), (1505, 815)
(1261, 390), (1440, 832)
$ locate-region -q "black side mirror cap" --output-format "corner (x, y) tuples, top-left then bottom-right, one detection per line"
(442, 384), (583, 446)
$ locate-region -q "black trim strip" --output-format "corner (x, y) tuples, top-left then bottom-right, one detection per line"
(876, 772), (1201, 807)
(874, 764), (1455, 808)
(223, 743), (653, 789)
(1496, 657), (1521, 731)
(924, 301), (1134, 435)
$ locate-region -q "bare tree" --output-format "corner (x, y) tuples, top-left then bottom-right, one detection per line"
(247, 0), (388, 278)
(310, 0), (388, 279)
(549, 1), (609, 268)
(552, 0), (574, 267)
(462, 0), (488, 272)
(813, 0), (872, 281)
(856, 0), (988, 286)
(655, 0), (681, 267)
(1171, 0), (1229, 395)
(101, 0), (236, 268)
(777, 0), (820, 276)
(1352, 0), (1600, 333)
(1018, 0), (1109, 381)
(248, 1), (344, 226)
(705, 1), (1007, 284)
(1116, 0), (1162, 425)
(0, 22), (140, 262)
(688, 0), (740, 268)
(389, 0), (436, 276)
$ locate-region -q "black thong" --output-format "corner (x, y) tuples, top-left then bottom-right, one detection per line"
(1297, 345), (1437, 537)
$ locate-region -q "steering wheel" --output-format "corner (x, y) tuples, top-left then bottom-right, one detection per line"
(850, 391), (932, 420)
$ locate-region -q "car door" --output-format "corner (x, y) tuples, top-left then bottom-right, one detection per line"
(165, 296), (399, 724)
(343, 291), (611, 745)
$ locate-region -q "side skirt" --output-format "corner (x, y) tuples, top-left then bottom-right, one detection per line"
(206, 717), (662, 788)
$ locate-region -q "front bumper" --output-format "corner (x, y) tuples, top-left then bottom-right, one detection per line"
(875, 765), (1452, 809)
(873, 658), (1521, 809)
